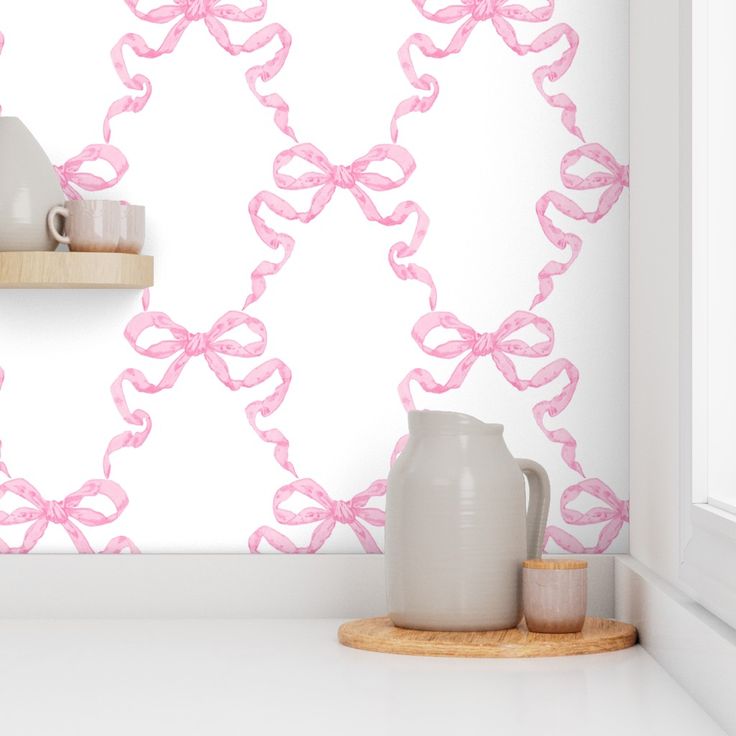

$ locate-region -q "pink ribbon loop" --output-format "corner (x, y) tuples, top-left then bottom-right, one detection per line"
(532, 142), (629, 307)
(249, 478), (386, 553)
(0, 478), (129, 553)
(104, 1), (294, 141)
(392, 0), (580, 142)
(399, 310), (582, 474)
(54, 144), (129, 200)
(100, 536), (141, 553)
(245, 143), (437, 309)
(544, 478), (629, 553)
(105, 310), (294, 476)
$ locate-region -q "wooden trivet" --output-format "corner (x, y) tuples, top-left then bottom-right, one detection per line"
(338, 616), (637, 658)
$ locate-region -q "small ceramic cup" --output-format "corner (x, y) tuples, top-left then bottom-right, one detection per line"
(117, 203), (145, 254)
(522, 559), (587, 634)
(48, 200), (121, 252)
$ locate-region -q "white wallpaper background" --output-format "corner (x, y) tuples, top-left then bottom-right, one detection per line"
(0, 0), (629, 553)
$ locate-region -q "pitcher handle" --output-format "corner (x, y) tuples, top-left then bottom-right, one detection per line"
(516, 458), (550, 559)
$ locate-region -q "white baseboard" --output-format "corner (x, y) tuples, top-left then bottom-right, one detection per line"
(0, 554), (614, 619)
(615, 555), (736, 736)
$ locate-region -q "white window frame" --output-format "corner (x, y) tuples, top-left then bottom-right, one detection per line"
(680, 0), (736, 628)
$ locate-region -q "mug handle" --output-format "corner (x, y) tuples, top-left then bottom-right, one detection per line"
(516, 458), (551, 560)
(47, 205), (70, 245)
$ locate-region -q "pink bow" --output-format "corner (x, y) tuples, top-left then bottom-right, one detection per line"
(105, 310), (294, 476)
(55, 144), (129, 200)
(104, 1), (294, 141)
(532, 143), (629, 307)
(125, 310), (268, 390)
(392, 0), (581, 142)
(544, 478), (629, 553)
(399, 310), (582, 474)
(249, 478), (386, 553)
(246, 142), (437, 309)
(0, 478), (128, 553)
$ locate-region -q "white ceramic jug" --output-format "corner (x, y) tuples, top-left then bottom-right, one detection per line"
(385, 410), (550, 631)
(0, 117), (64, 251)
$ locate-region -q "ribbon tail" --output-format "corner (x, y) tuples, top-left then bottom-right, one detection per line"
(61, 520), (95, 554)
(304, 518), (337, 552)
(249, 525), (301, 553)
(545, 517), (625, 554)
(530, 190), (585, 308)
(382, 202), (437, 310)
(544, 524), (587, 553)
(493, 17), (582, 140)
(391, 20), (474, 142)
(390, 434), (409, 465)
(58, 176), (81, 201)
(398, 355), (477, 412)
(243, 358), (295, 475)
(348, 519), (382, 553)
(104, 359), (186, 477)
(349, 194), (436, 309)
(16, 518), (49, 553)
(249, 520), (336, 553)
(592, 517), (625, 553)
(529, 24), (583, 141)
(244, 191), (300, 307)
(243, 23), (296, 141)
(528, 358), (582, 475)
(104, 20), (189, 141)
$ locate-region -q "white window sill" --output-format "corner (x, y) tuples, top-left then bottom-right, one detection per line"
(682, 504), (736, 631)
(616, 555), (736, 735)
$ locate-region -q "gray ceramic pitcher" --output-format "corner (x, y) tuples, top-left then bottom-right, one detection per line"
(385, 410), (550, 631)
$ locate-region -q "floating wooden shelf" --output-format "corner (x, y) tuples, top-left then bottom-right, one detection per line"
(0, 251), (153, 289)
(338, 616), (638, 658)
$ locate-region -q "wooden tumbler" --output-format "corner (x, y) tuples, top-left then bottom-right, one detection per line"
(522, 559), (588, 634)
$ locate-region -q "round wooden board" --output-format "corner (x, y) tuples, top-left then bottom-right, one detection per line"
(338, 617), (637, 658)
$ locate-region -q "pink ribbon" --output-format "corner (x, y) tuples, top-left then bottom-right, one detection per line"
(101, 536), (141, 553)
(544, 478), (629, 553)
(104, 310), (294, 476)
(104, 1), (294, 141)
(55, 144), (129, 200)
(399, 310), (582, 474)
(246, 142), (437, 309)
(0, 478), (128, 553)
(249, 478), (386, 553)
(392, 0), (581, 142)
(532, 143), (629, 307)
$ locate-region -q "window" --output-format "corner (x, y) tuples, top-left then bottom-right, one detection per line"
(684, 0), (736, 628)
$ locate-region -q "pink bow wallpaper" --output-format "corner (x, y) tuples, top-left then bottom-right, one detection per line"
(0, 0), (628, 553)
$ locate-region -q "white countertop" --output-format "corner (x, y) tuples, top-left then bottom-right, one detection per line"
(0, 619), (725, 735)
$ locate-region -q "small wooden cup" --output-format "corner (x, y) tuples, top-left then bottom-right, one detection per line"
(522, 559), (588, 634)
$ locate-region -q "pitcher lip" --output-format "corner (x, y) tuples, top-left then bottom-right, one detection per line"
(408, 410), (503, 435)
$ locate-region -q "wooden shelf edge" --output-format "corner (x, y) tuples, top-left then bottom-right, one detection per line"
(0, 251), (153, 289)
